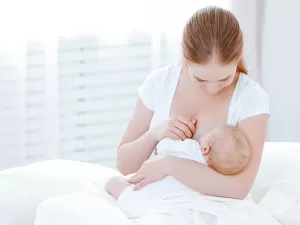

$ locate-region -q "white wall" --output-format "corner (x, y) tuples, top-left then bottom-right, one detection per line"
(261, 0), (300, 142)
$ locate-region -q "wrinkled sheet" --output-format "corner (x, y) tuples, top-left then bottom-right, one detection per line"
(34, 189), (282, 225)
(258, 178), (300, 225)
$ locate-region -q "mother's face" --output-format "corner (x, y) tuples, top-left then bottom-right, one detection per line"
(186, 60), (238, 95)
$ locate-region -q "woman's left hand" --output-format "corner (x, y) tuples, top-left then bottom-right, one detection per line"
(127, 155), (169, 191)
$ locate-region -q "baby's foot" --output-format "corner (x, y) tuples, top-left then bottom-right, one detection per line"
(105, 176), (130, 199)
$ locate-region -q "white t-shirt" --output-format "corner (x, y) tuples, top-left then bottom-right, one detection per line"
(138, 64), (270, 129)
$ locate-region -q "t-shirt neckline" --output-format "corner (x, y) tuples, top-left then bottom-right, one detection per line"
(166, 64), (242, 125)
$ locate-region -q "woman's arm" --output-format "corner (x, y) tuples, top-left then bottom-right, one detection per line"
(117, 99), (158, 175)
(117, 98), (196, 175)
(163, 114), (270, 199)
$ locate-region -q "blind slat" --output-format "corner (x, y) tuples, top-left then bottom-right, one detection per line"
(60, 124), (126, 140)
(60, 85), (139, 101)
(59, 71), (148, 87)
(59, 97), (136, 112)
(58, 46), (151, 62)
(59, 59), (151, 75)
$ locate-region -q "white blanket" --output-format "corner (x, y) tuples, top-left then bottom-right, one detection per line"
(34, 187), (282, 225)
(139, 190), (282, 225)
(258, 178), (300, 225)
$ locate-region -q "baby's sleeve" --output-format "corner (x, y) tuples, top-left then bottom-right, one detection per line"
(238, 84), (270, 122)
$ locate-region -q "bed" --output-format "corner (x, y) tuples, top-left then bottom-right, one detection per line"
(1, 142), (299, 225)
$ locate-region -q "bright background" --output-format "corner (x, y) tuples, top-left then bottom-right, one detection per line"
(0, 0), (298, 169)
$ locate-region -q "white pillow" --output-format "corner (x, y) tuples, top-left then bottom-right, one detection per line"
(0, 160), (118, 225)
(34, 193), (127, 225)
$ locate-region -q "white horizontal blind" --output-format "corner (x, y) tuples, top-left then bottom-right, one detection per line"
(25, 42), (48, 164)
(0, 49), (26, 169)
(160, 32), (169, 67)
(58, 32), (156, 168)
(0, 31), (168, 169)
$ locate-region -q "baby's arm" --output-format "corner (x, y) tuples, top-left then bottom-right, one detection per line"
(105, 176), (130, 199)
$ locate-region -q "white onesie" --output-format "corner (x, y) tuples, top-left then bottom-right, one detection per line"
(116, 138), (207, 215)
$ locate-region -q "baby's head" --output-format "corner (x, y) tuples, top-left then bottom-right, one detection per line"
(199, 125), (250, 175)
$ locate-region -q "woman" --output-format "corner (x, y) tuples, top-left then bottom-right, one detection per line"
(34, 6), (272, 225)
(117, 6), (269, 199)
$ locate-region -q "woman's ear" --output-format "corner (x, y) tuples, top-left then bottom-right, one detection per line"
(200, 146), (211, 155)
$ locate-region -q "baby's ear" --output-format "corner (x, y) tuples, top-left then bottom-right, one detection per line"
(200, 146), (211, 155)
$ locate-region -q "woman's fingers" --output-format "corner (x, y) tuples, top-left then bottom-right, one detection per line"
(133, 179), (148, 191)
(168, 126), (186, 140)
(167, 130), (182, 140)
(167, 116), (196, 140)
(172, 119), (193, 138)
(177, 116), (196, 134)
(127, 173), (144, 183)
(127, 173), (149, 190)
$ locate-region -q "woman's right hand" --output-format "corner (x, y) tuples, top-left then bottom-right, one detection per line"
(149, 116), (197, 142)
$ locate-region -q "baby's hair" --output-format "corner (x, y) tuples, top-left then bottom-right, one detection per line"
(206, 125), (250, 175)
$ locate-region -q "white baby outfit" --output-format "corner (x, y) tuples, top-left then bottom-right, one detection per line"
(116, 138), (207, 215)
(157, 138), (207, 164)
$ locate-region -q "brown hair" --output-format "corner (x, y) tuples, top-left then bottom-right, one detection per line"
(182, 6), (248, 75)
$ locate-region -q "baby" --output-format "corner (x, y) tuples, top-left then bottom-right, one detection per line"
(105, 124), (250, 202)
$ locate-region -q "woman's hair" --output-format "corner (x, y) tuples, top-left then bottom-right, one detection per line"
(182, 6), (248, 74)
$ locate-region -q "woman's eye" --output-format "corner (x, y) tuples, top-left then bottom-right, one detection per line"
(194, 76), (206, 82)
(221, 77), (230, 82)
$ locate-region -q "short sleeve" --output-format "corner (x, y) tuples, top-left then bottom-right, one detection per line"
(238, 84), (270, 121)
(138, 68), (164, 111)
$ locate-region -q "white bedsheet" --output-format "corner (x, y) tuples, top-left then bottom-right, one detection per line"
(258, 178), (300, 225)
(34, 187), (282, 225)
(2, 142), (300, 225)
(140, 190), (281, 225)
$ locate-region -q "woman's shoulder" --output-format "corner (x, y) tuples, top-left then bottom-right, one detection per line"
(233, 75), (270, 121)
(236, 75), (269, 100)
(144, 64), (181, 87)
(138, 64), (181, 111)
